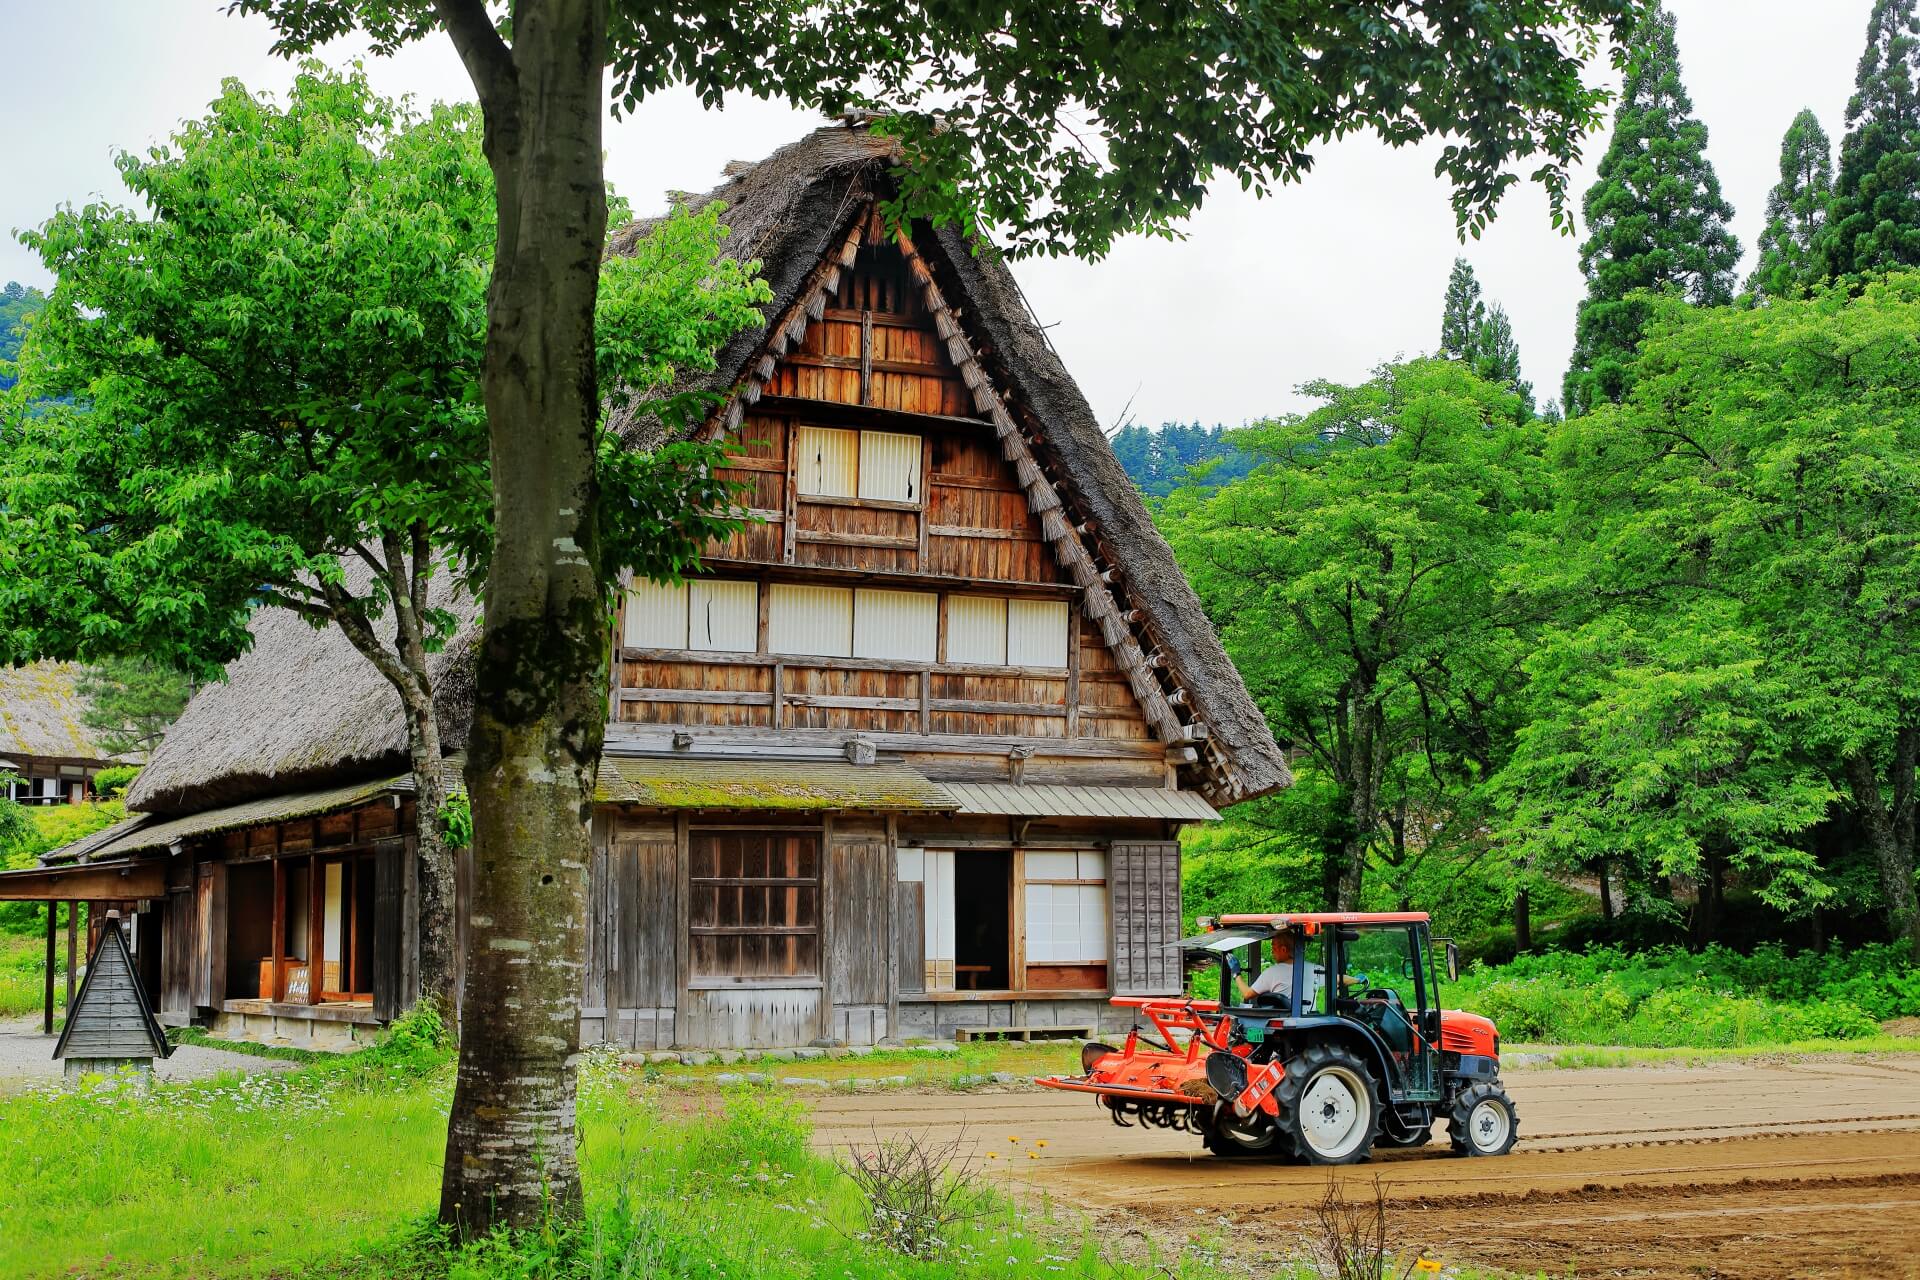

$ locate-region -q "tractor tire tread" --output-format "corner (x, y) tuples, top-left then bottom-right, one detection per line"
(1272, 1041), (1384, 1165)
(1448, 1081), (1519, 1157)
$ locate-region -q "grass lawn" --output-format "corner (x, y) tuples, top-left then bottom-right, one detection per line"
(0, 1033), (1246, 1280)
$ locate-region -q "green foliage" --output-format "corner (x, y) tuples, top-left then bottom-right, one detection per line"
(1437, 259), (1535, 417)
(1749, 108), (1835, 299)
(75, 660), (192, 759)
(1528, 276), (1920, 950)
(0, 63), (766, 677)
(237, 1), (1641, 260)
(0, 281), (45, 392)
(1108, 422), (1255, 497)
(1563, 2), (1740, 415)
(88, 765), (141, 800)
(1165, 358), (1539, 909)
(0, 779), (32, 867)
(438, 791), (474, 851)
(1451, 943), (1920, 1046)
(1821, 0), (1920, 279)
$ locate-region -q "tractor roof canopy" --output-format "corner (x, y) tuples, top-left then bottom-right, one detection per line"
(1217, 912), (1430, 929)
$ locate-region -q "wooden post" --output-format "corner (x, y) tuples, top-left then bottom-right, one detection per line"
(270, 858), (286, 1002)
(65, 901), (77, 1013)
(308, 856), (324, 1005)
(43, 902), (55, 1035)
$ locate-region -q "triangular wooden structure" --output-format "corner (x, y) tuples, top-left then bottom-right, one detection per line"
(52, 911), (171, 1067)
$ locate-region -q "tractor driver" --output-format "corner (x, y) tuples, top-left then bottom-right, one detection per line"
(1232, 933), (1325, 1010)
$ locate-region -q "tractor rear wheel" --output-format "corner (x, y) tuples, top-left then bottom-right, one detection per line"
(1448, 1082), (1519, 1157)
(1274, 1043), (1383, 1165)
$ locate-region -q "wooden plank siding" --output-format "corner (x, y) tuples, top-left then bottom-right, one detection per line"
(610, 237), (1161, 750)
(1108, 840), (1184, 996)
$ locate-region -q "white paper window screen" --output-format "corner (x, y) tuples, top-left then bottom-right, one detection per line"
(858, 430), (922, 502)
(768, 583), (853, 657)
(1024, 883), (1109, 963)
(946, 595), (1008, 665)
(1008, 598), (1070, 668)
(925, 850), (955, 962)
(852, 588), (937, 662)
(795, 426), (857, 497)
(625, 579), (688, 649)
(688, 580), (758, 652)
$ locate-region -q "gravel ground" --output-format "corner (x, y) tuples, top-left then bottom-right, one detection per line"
(0, 1016), (297, 1089)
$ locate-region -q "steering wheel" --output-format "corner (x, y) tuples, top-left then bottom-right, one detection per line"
(1364, 987), (1406, 1013)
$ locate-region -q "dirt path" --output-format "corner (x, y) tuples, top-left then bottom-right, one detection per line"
(809, 1055), (1920, 1278)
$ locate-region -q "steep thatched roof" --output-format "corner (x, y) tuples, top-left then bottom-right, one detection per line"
(612, 122), (1287, 802)
(0, 662), (119, 767)
(125, 571), (477, 816)
(129, 121), (1285, 814)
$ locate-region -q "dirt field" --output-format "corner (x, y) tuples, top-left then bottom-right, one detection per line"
(810, 1054), (1920, 1278)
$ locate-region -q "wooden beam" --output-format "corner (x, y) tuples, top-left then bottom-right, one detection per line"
(271, 858), (287, 1002)
(604, 722), (1167, 760)
(65, 904), (77, 1012)
(308, 855), (324, 1007)
(0, 860), (167, 902)
(859, 309), (873, 405)
(694, 557), (1079, 599)
(43, 902), (55, 1034)
(754, 395), (989, 437)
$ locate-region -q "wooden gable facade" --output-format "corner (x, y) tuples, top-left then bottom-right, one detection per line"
(584, 202), (1241, 1048)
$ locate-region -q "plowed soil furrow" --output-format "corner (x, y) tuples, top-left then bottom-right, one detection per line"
(809, 1053), (1920, 1278)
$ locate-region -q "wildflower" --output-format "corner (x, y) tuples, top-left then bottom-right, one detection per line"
(1414, 1260), (1443, 1274)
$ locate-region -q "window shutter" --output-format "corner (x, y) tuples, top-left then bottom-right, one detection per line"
(858, 430), (922, 502)
(1109, 840), (1182, 995)
(946, 595), (1008, 665)
(1007, 598), (1070, 668)
(625, 579), (688, 649)
(688, 580), (758, 652)
(768, 584), (854, 657)
(852, 588), (937, 661)
(795, 426), (857, 497)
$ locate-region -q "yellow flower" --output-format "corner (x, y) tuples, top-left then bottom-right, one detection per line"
(1027, 1151), (1039, 1159)
(1414, 1259), (1443, 1274)
(987, 1152), (999, 1159)
(1009, 1135), (1020, 1143)
(1035, 1140), (1048, 1148)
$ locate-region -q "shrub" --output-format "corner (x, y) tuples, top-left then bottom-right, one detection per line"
(90, 765), (141, 799)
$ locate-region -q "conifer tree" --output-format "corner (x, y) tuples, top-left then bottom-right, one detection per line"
(1439, 257), (1486, 358)
(1563, 2), (1739, 416)
(1821, 0), (1920, 279)
(1438, 258), (1534, 418)
(1749, 109), (1834, 299)
(1473, 303), (1536, 417)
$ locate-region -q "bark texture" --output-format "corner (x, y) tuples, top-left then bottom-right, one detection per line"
(1846, 730), (1920, 962)
(436, 0), (609, 1233)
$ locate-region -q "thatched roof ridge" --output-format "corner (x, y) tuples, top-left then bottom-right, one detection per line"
(125, 570), (477, 816)
(0, 661), (120, 766)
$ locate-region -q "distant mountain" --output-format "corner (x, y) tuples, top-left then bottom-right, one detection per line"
(1109, 421), (1256, 497)
(0, 281), (47, 392)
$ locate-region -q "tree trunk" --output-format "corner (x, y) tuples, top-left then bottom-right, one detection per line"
(1597, 857), (1613, 919)
(1513, 888), (1532, 952)
(437, 0), (609, 1234)
(1845, 736), (1920, 961)
(1691, 846), (1726, 950)
(406, 697), (459, 1020)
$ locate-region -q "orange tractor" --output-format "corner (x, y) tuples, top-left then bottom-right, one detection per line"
(1039, 912), (1517, 1164)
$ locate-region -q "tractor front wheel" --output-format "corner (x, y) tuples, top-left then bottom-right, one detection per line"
(1448, 1082), (1519, 1157)
(1274, 1043), (1383, 1165)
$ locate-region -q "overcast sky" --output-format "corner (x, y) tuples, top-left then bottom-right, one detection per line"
(0, 2), (1877, 427)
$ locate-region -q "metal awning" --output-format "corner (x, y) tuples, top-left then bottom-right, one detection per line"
(937, 782), (1218, 822)
(596, 756), (955, 811)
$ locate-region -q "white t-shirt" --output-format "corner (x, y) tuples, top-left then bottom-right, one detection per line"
(1249, 959), (1326, 1008)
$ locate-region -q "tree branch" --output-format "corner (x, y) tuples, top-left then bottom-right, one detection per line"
(434, 0), (517, 117)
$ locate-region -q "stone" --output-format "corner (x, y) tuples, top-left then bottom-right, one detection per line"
(716, 1050), (743, 1065)
(989, 1072), (1016, 1084)
(648, 1051), (678, 1065)
(954, 1073), (987, 1086)
(714, 1073), (745, 1086)
(793, 1046), (826, 1060)
(619, 1053), (650, 1067)
(682, 1051), (714, 1066)
(779, 1076), (829, 1088)
(847, 1045), (874, 1057)
(744, 1072), (770, 1085)
(762, 1047), (797, 1062)
(881, 1075), (910, 1086)
(824, 1046), (851, 1059)
(852, 1077), (877, 1088)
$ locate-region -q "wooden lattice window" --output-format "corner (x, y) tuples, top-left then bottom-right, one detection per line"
(688, 831), (821, 981)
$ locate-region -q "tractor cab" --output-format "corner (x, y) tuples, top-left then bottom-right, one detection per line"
(1039, 910), (1514, 1165)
